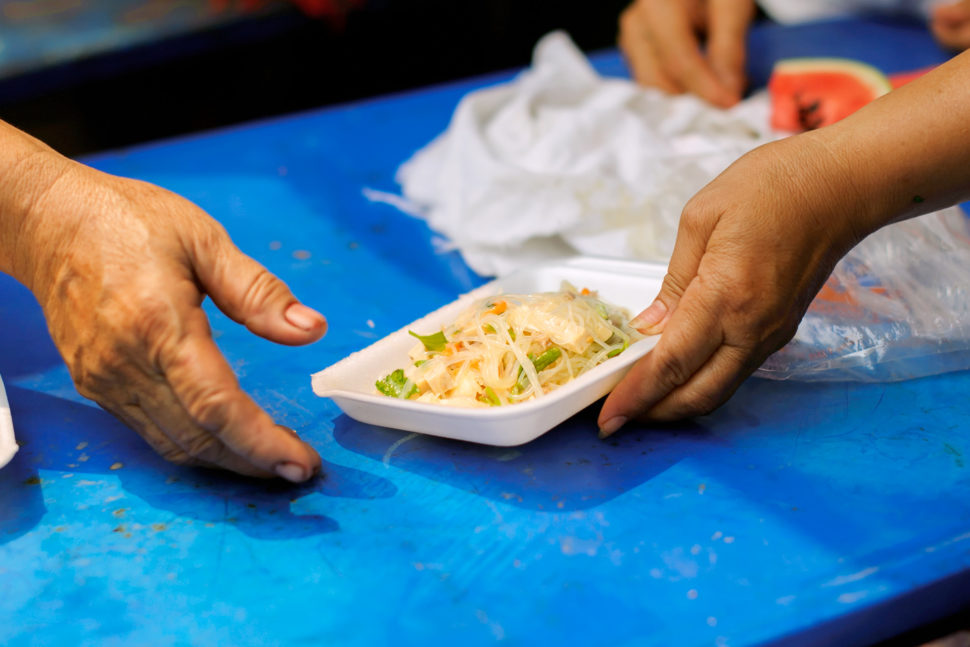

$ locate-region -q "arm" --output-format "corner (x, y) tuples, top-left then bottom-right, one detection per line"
(0, 120), (325, 481)
(598, 48), (970, 433)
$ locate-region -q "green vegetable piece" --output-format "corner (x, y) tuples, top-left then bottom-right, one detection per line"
(532, 347), (562, 371)
(376, 369), (418, 399)
(513, 347), (562, 393)
(409, 329), (447, 352)
(483, 386), (501, 406)
(512, 372), (526, 395)
(606, 340), (629, 359)
(595, 303), (609, 320)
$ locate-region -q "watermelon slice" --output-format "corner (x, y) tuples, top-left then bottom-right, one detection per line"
(768, 58), (892, 132)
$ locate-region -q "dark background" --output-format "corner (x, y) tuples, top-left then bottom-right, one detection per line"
(0, 1), (630, 157)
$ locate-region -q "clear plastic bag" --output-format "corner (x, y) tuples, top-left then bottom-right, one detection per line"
(756, 205), (970, 381)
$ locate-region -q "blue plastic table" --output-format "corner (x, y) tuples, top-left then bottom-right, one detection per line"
(2, 15), (968, 647)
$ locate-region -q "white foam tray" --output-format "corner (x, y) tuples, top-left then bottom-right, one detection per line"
(312, 257), (666, 446)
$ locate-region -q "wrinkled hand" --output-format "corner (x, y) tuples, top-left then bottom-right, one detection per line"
(16, 156), (325, 481)
(598, 133), (873, 434)
(618, 0), (755, 107)
(931, 0), (970, 51)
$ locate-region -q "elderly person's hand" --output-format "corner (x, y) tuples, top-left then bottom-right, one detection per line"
(618, 0), (756, 107)
(0, 121), (324, 481)
(931, 0), (970, 50)
(598, 50), (970, 434)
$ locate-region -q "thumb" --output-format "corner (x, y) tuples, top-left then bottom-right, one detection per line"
(190, 226), (327, 345)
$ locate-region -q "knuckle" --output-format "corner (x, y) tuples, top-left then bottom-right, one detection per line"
(657, 392), (720, 421)
(158, 445), (198, 466)
(130, 299), (190, 374)
(718, 284), (799, 349)
(189, 215), (230, 250)
(182, 432), (226, 462)
(652, 347), (694, 392)
(128, 296), (180, 346)
(680, 194), (716, 230)
(183, 384), (236, 433)
(71, 346), (127, 400)
(659, 272), (688, 300)
(240, 266), (289, 313)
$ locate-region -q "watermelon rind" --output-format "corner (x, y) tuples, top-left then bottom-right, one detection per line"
(769, 57), (893, 131)
(772, 57), (893, 97)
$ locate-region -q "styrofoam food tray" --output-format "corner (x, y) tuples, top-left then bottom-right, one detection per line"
(312, 257), (666, 446)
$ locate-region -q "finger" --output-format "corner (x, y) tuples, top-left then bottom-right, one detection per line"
(629, 195), (718, 334)
(187, 222), (326, 346)
(161, 318), (323, 481)
(599, 281), (723, 435)
(130, 389), (278, 479)
(99, 360), (278, 477)
(645, 0), (740, 106)
(619, 3), (681, 93)
(104, 398), (211, 468)
(644, 338), (757, 421)
(706, 0), (755, 101)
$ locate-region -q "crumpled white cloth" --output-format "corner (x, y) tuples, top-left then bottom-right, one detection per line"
(0, 374), (17, 469)
(391, 31), (775, 277)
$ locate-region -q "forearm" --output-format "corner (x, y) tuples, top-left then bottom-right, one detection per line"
(816, 49), (970, 235)
(0, 120), (73, 286)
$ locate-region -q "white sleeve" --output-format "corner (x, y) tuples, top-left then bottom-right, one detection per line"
(0, 374), (17, 469)
(758, 0), (937, 24)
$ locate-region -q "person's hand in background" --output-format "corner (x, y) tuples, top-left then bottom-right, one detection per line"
(598, 49), (970, 435)
(618, 0), (756, 107)
(0, 121), (325, 482)
(931, 0), (970, 50)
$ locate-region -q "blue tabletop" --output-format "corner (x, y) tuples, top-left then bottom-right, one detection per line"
(1, 15), (968, 647)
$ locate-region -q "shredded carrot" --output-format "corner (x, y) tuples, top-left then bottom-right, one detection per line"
(581, 288), (592, 296)
(487, 300), (507, 315)
(441, 341), (465, 356)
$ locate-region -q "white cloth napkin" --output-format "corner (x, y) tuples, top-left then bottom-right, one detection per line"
(0, 374), (17, 469)
(391, 31), (775, 277)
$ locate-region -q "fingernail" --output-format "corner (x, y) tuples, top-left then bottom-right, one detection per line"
(598, 416), (627, 439)
(285, 303), (323, 331)
(275, 461), (309, 483)
(631, 300), (667, 333)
